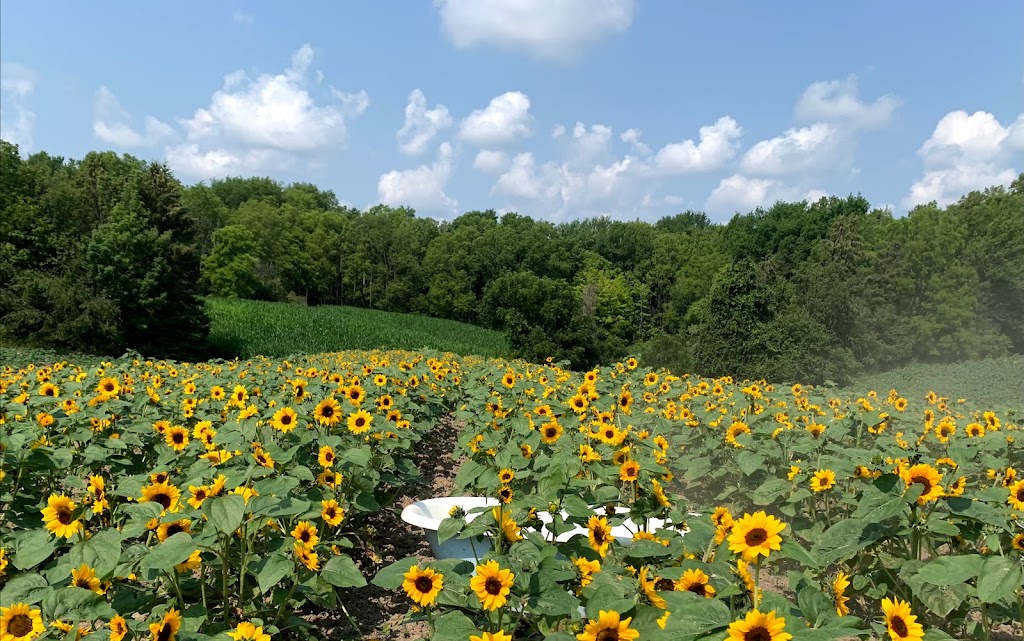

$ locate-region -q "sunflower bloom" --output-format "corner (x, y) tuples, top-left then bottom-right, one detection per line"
(881, 597), (924, 641)
(587, 515), (614, 558)
(321, 499), (345, 526)
(227, 622), (271, 641)
(41, 494), (83, 539)
(109, 616), (128, 641)
(810, 469), (836, 492)
(728, 511), (786, 562)
(148, 608), (182, 641)
(1, 603), (46, 641)
(1008, 479), (1024, 511)
(314, 397), (342, 426)
(291, 521), (319, 548)
(576, 610), (639, 641)
(677, 568), (716, 598)
(899, 464), (944, 504)
(469, 560), (515, 611)
(70, 564), (104, 594)
(726, 609), (792, 641)
(140, 481), (182, 514)
(402, 565), (444, 607)
(833, 571), (851, 616)
(347, 409), (373, 434)
(470, 632), (512, 641)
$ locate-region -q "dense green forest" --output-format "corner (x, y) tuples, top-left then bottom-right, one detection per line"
(2, 139), (1022, 382)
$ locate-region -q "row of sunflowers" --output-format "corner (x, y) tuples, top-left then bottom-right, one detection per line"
(2, 349), (1022, 641)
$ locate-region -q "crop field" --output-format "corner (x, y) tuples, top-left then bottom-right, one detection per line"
(206, 298), (509, 359)
(1, 350), (1021, 641)
(844, 355), (1024, 409)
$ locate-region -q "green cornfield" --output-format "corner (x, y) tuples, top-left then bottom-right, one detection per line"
(206, 298), (509, 359)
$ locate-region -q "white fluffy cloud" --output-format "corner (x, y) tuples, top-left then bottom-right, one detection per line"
(555, 121), (614, 166)
(458, 91), (533, 146)
(651, 117), (743, 174)
(397, 89), (452, 156)
(138, 44), (368, 179)
(377, 142), (458, 214)
(705, 174), (828, 217)
(435, 0), (634, 62)
(903, 110), (1023, 208)
(740, 123), (843, 176)
(473, 149), (510, 173)
(0, 62), (37, 151)
(796, 75), (900, 129)
(93, 86), (175, 148)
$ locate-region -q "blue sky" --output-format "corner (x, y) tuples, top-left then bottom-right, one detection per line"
(2, 1), (1022, 222)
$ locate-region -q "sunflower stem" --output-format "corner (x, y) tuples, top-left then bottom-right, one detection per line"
(753, 558), (762, 608)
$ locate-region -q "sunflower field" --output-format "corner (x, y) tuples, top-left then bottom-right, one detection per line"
(1, 350), (1022, 641)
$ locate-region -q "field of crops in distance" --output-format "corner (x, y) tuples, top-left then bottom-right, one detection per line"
(206, 298), (509, 359)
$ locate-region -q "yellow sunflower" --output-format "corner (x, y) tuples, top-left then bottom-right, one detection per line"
(313, 397), (342, 426)
(574, 557), (601, 588)
(70, 564), (104, 594)
(187, 485), (210, 509)
(491, 507), (522, 543)
(157, 519), (192, 542)
(576, 610), (639, 641)
(41, 494), (83, 539)
(540, 420), (563, 444)
(148, 608), (182, 641)
(1008, 479), (1024, 511)
(677, 568), (716, 598)
(1, 603), (46, 641)
(498, 468), (515, 484)
(726, 609), (792, 641)
(727, 511), (786, 562)
(321, 499), (345, 526)
(318, 445), (336, 468)
(293, 542), (320, 571)
(109, 615), (128, 641)
(587, 515), (614, 558)
(638, 566), (668, 609)
(469, 560), (515, 611)
(899, 463), (944, 504)
(164, 425), (189, 451)
(401, 565), (444, 606)
(139, 481), (182, 514)
(291, 521), (319, 548)
(833, 571), (850, 616)
(881, 597), (924, 641)
(270, 407), (298, 432)
(470, 632), (512, 641)
(227, 622), (270, 641)
(347, 409), (373, 434)
(1011, 533), (1024, 551)
(619, 460), (641, 482)
(809, 469), (836, 492)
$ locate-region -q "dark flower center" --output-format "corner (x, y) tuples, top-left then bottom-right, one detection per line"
(1016, 487), (1023, 501)
(75, 577), (92, 588)
(325, 508), (336, 518)
(687, 583), (707, 596)
(321, 406), (334, 417)
(910, 476), (932, 494)
(891, 616), (908, 636)
(595, 630), (619, 641)
(57, 505), (73, 525)
(153, 493), (172, 509)
(744, 626), (771, 641)
(355, 417), (365, 427)
(172, 433), (184, 444)
(745, 528), (768, 546)
(656, 578), (675, 591)
(9, 614), (33, 637)
(415, 576), (434, 593)
(157, 622), (173, 641)
(593, 527), (608, 544)
(484, 576), (503, 595)
(281, 415), (292, 424)
(545, 428), (557, 438)
(167, 524), (185, 537)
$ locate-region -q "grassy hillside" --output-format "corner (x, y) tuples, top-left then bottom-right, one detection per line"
(843, 354), (1024, 409)
(206, 297), (509, 358)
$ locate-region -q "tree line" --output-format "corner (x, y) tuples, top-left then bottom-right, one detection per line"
(2, 140), (1022, 383)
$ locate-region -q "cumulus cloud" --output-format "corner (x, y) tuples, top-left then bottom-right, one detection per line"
(651, 116), (742, 174)
(705, 174), (828, 218)
(902, 110), (1023, 208)
(473, 149), (510, 173)
(796, 75), (900, 129)
(151, 44), (369, 179)
(397, 89), (452, 156)
(0, 62), (37, 151)
(740, 123), (844, 176)
(555, 121), (614, 166)
(458, 91), (533, 146)
(434, 0), (634, 62)
(93, 86), (175, 148)
(377, 142), (458, 214)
